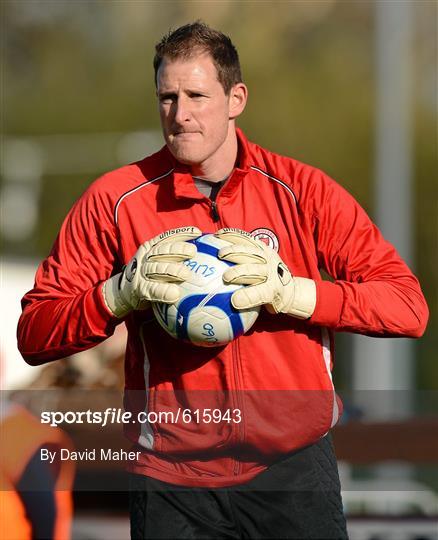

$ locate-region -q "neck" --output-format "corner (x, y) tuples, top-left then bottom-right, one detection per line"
(190, 123), (238, 182)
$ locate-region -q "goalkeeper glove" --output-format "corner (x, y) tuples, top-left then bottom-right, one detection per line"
(103, 226), (201, 318)
(215, 228), (316, 319)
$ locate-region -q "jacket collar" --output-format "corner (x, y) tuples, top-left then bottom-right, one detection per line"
(160, 127), (252, 201)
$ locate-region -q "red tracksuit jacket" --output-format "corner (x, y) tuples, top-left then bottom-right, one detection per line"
(18, 128), (428, 487)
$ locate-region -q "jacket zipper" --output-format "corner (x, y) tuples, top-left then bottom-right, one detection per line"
(210, 200), (220, 223)
(208, 195), (244, 476)
(231, 340), (244, 476)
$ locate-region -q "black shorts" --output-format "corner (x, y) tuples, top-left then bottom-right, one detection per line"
(129, 435), (348, 539)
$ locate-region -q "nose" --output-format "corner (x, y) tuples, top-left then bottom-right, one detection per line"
(173, 96), (191, 125)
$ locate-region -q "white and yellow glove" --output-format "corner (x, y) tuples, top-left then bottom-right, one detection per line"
(103, 226), (201, 318)
(215, 228), (316, 319)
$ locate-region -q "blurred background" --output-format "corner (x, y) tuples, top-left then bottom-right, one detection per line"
(1, 1), (437, 539)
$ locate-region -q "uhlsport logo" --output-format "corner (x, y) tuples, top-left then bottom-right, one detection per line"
(250, 228), (279, 252)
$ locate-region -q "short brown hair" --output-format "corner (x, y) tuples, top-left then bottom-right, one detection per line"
(154, 21), (242, 95)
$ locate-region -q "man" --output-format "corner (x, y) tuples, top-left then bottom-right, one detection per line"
(18, 21), (428, 539)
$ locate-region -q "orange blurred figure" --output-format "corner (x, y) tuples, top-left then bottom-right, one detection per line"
(0, 402), (75, 540)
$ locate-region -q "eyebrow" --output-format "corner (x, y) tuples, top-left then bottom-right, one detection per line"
(157, 88), (208, 98)
(157, 91), (177, 99)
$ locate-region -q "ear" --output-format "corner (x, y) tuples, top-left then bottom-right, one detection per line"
(228, 83), (248, 120)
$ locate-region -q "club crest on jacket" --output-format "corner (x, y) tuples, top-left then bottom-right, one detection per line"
(250, 228), (279, 252)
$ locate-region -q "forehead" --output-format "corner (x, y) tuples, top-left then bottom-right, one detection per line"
(157, 53), (222, 90)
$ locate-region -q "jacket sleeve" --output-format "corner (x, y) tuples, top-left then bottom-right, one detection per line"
(304, 170), (429, 337)
(17, 180), (121, 365)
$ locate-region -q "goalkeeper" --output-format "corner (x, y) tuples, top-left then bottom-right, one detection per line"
(18, 21), (428, 540)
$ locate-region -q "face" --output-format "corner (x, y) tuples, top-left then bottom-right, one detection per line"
(156, 53), (246, 171)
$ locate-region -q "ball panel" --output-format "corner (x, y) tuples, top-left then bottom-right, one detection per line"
(182, 253), (226, 289)
(153, 301), (176, 334)
(184, 306), (236, 347)
(190, 236), (234, 267)
(175, 291), (244, 347)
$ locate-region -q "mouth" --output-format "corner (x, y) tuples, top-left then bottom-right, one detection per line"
(173, 131), (200, 137)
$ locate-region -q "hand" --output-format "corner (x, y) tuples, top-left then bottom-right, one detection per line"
(103, 226), (201, 317)
(215, 228), (316, 319)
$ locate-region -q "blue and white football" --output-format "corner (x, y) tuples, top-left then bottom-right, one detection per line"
(152, 233), (260, 347)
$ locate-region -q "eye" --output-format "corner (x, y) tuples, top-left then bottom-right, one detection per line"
(159, 93), (177, 104)
(189, 92), (206, 100)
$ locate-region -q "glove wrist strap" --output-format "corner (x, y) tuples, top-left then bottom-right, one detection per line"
(102, 273), (131, 318)
(285, 277), (317, 319)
